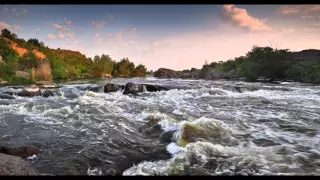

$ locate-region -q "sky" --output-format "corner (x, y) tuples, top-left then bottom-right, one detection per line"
(0, 5), (320, 71)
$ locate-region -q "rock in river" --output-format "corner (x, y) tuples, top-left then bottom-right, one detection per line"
(0, 153), (39, 175)
(123, 82), (144, 95)
(0, 92), (15, 100)
(104, 83), (120, 93)
(42, 90), (54, 98)
(176, 122), (206, 147)
(17, 85), (41, 97)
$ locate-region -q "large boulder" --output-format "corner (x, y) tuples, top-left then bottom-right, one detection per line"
(176, 122), (205, 147)
(17, 85), (41, 97)
(123, 82), (144, 95)
(15, 71), (31, 80)
(154, 68), (179, 78)
(0, 153), (39, 175)
(104, 83), (120, 93)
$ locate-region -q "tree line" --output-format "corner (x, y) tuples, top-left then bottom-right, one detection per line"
(180, 46), (320, 84)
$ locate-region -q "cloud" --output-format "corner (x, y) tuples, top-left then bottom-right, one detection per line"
(92, 20), (106, 29)
(279, 5), (320, 14)
(46, 34), (57, 40)
(0, 21), (10, 30)
(0, 21), (22, 32)
(21, 8), (28, 14)
(11, 25), (21, 31)
(36, 28), (40, 31)
(2, 7), (29, 16)
(66, 20), (72, 25)
(221, 4), (273, 32)
(53, 23), (63, 29)
(58, 31), (65, 39)
(2, 7), (9, 14)
(302, 15), (314, 19)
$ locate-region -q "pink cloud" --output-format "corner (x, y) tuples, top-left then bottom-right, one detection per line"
(221, 4), (273, 32)
(46, 34), (57, 40)
(302, 15), (313, 19)
(92, 20), (106, 29)
(279, 5), (320, 14)
(53, 23), (63, 29)
(0, 21), (10, 30)
(58, 31), (65, 39)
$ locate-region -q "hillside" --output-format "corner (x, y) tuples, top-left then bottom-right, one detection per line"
(0, 28), (148, 85)
(155, 47), (320, 84)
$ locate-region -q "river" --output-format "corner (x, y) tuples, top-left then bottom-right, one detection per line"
(0, 77), (319, 175)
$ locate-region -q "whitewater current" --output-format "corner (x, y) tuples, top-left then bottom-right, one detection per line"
(0, 77), (319, 175)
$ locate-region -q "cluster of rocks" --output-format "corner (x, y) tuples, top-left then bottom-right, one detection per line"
(85, 82), (170, 95)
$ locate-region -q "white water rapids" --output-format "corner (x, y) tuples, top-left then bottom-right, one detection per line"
(0, 78), (319, 175)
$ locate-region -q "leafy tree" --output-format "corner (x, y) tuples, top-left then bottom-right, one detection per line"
(27, 38), (42, 47)
(135, 64), (147, 76)
(1, 29), (16, 40)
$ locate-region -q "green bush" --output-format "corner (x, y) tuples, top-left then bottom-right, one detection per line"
(3, 76), (30, 85)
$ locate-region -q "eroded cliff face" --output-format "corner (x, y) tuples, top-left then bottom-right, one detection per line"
(1, 37), (52, 82)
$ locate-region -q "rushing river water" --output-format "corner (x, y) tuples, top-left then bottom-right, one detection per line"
(0, 77), (320, 175)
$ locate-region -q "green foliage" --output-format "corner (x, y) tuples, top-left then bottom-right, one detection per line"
(195, 45), (320, 84)
(0, 38), (19, 64)
(18, 51), (39, 70)
(0, 30), (149, 84)
(47, 52), (68, 81)
(0, 63), (15, 77)
(3, 76), (30, 85)
(27, 38), (42, 47)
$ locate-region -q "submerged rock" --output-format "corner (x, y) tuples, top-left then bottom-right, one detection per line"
(123, 82), (144, 95)
(17, 85), (41, 97)
(143, 84), (169, 92)
(146, 114), (162, 122)
(159, 130), (176, 143)
(104, 83), (120, 93)
(0, 153), (39, 175)
(177, 122), (205, 147)
(0, 92), (15, 100)
(252, 138), (281, 147)
(42, 90), (54, 98)
(87, 86), (103, 93)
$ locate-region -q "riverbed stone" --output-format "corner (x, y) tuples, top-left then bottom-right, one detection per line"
(177, 122), (205, 147)
(0, 146), (40, 159)
(18, 85), (41, 97)
(0, 153), (39, 175)
(42, 90), (54, 98)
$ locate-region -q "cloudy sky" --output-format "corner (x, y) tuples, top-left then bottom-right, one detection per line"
(0, 5), (320, 70)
